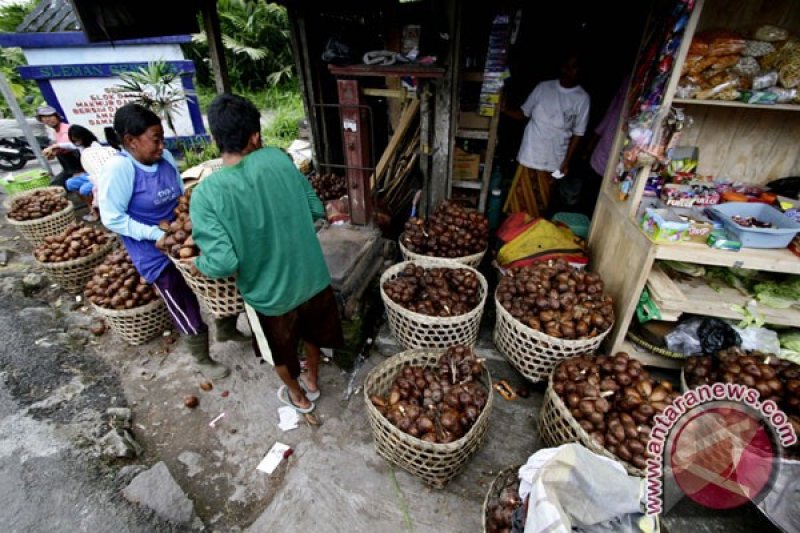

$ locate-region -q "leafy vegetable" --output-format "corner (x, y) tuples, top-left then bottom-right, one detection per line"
(704, 266), (754, 296)
(780, 330), (800, 352)
(753, 277), (800, 309)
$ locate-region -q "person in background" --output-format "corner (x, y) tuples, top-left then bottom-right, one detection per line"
(98, 103), (248, 380)
(581, 76), (630, 216)
(36, 105), (84, 187)
(189, 93), (343, 414)
(503, 53), (591, 218)
(64, 125), (102, 222)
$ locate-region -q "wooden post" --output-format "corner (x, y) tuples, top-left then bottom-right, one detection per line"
(418, 81), (432, 216)
(337, 79), (372, 225)
(430, 0), (461, 211)
(201, 0), (230, 94)
(287, 6), (322, 171)
(0, 72), (51, 175)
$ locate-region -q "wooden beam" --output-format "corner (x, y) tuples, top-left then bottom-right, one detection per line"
(430, 0), (460, 212)
(370, 99), (419, 189)
(286, 5), (320, 170)
(201, 0), (230, 94)
(0, 72), (51, 174)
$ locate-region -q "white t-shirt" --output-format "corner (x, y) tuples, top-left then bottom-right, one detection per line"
(517, 80), (590, 172)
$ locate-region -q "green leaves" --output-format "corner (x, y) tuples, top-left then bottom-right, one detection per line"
(112, 61), (193, 137)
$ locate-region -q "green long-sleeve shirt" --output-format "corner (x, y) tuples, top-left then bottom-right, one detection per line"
(190, 147), (330, 316)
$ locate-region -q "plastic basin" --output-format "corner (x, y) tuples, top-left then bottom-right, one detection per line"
(709, 202), (800, 248)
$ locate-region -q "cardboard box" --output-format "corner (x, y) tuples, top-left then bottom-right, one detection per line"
(453, 147), (481, 180)
(640, 208), (690, 243)
(459, 111), (491, 130)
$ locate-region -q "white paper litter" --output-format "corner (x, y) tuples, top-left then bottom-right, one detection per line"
(256, 442), (291, 475)
(278, 406), (299, 431)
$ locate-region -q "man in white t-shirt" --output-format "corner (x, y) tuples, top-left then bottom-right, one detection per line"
(504, 54), (590, 218)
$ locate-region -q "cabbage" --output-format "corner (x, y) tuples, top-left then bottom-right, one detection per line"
(780, 331), (800, 352)
(754, 277), (800, 309)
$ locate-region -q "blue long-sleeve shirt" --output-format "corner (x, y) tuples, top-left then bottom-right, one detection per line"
(97, 149), (183, 241)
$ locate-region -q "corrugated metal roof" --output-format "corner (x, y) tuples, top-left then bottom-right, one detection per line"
(16, 0), (81, 33)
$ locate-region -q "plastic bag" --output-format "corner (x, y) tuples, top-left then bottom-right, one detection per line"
(496, 214), (587, 268)
(699, 317), (742, 355)
(733, 326), (781, 354)
(753, 25), (790, 43)
(518, 444), (650, 533)
(752, 70), (779, 90)
(733, 56), (760, 77)
(665, 317), (742, 355)
(321, 36), (357, 65)
(744, 40), (776, 57)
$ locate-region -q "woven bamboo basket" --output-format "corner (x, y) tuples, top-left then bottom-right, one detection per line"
(380, 260), (488, 350)
(5, 190), (75, 247)
(538, 374), (644, 477)
(398, 236), (486, 268)
(363, 348), (494, 488)
(92, 298), (172, 346)
(2, 185), (66, 209)
(493, 293), (612, 384)
(34, 237), (116, 293)
(482, 465), (522, 533)
(170, 256), (244, 318)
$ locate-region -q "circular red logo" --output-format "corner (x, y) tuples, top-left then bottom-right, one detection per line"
(669, 403), (778, 510)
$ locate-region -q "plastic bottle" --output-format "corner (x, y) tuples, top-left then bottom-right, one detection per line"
(487, 188), (503, 231)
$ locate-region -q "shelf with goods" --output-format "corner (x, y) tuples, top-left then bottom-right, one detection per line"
(589, 0), (800, 367)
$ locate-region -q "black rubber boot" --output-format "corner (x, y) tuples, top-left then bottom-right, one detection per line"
(184, 331), (230, 380)
(215, 315), (250, 342)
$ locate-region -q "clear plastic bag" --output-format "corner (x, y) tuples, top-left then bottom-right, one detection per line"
(733, 56), (760, 77)
(753, 25), (790, 43)
(752, 70), (779, 90)
(744, 40), (776, 58)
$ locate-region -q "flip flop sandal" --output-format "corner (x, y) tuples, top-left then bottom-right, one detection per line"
(299, 376), (320, 402)
(277, 385), (315, 414)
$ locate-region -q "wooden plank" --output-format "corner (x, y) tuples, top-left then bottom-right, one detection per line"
(370, 99), (419, 189)
(201, 0), (230, 94)
(674, 105), (800, 185)
(589, 193), (657, 354)
(478, 100), (501, 212)
(696, 0), (800, 32)
(0, 73), (51, 174)
(648, 267), (800, 327)
(673, 99), (800, 112)
(654, 241), (800, 275)
(286, 6), (319, 169)
(646, 265), (688, 303)
(456, 128), (489, 140)
(327, 64), (445, 78)
(661, 0), (705, 109)
(451, 180), (482, 190)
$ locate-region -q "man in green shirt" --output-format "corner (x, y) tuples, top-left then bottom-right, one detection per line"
(190, 93), (343, 413)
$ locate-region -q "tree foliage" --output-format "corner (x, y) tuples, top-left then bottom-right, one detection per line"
(0, 0), (43, 117)
(185, 0), (294, 90)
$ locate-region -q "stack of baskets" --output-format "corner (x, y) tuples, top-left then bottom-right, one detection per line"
(537, 368), (644, 477)
(494, 292), (612, 383)
(379, 259), (488, 350)
(363, 348), (493, 488)
(34, 235), (117, 293)
(92, 298), (172, 346)
(170, 256), (244, 318)
(4, 186), (76, 247)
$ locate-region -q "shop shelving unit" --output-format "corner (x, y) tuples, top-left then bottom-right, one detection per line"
(589, 0), (800, 368)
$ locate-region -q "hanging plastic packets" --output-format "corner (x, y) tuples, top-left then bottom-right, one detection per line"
(478, 13), (512, 117)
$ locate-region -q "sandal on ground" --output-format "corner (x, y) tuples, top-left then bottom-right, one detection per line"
(298, 375), (320, 402)
(277, 385), (315, 414)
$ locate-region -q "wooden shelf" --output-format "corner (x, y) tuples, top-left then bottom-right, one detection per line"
(672, 98), (800, 112)
(462, 71), (484, 82)
(327, 64), (445, 79)
(456, 128), (489, 140)
(654, 241), (800, 275)
(451, 179), (482, 190)
(647, 265), (800, 327)
(619, 339), (685, 370)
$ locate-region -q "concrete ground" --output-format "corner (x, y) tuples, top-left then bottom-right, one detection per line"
(0, 161), (785, 532)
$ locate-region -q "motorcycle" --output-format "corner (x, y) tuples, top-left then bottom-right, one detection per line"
(0, 135), (50, 171)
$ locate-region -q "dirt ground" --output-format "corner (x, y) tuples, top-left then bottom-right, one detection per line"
(0, 165), (784, 532)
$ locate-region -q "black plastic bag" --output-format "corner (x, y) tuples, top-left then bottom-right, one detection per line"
(321, 36), (357, 66)
(698, 317), (741, 356)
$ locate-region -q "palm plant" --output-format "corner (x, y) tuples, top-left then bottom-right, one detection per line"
(112, 61), (192, 137)
(187, 0), (293, 89)
(0, 0), (42, 117)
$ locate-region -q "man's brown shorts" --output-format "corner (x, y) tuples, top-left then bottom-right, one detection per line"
(249, 286), (343, 378)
